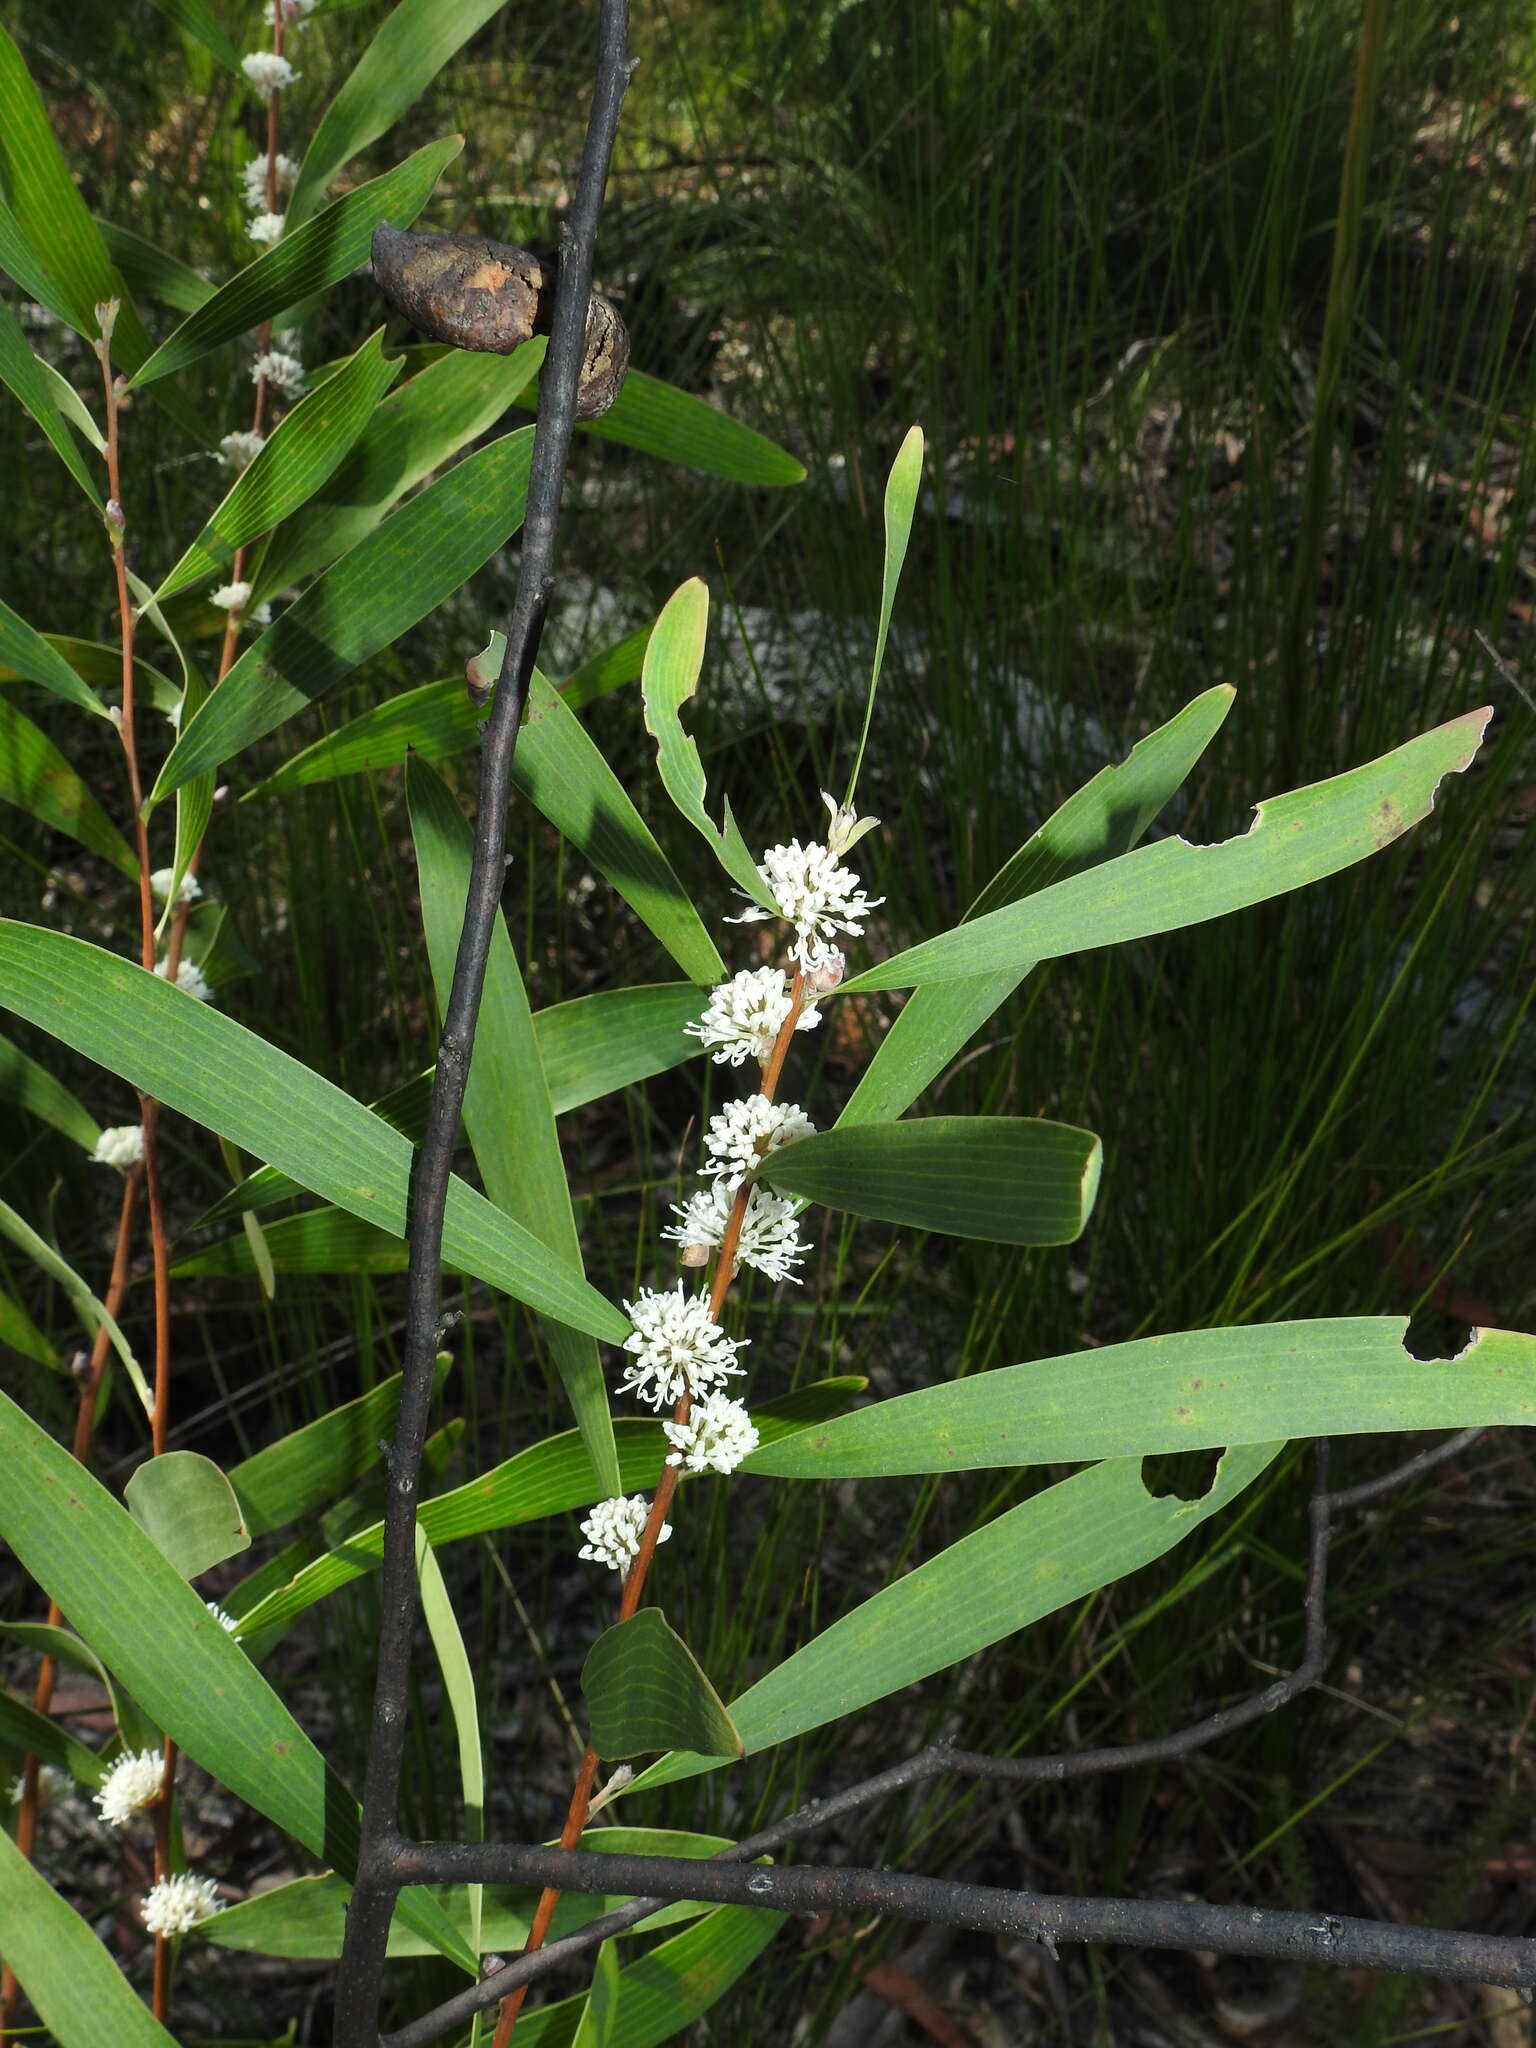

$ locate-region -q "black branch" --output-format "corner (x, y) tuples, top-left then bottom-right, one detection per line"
(330, 6), (633, 2042)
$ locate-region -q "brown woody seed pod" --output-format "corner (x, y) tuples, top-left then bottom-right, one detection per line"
(371, 223), (629, 420)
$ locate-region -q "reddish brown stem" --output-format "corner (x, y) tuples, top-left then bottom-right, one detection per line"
(492, 971), (809, 2041)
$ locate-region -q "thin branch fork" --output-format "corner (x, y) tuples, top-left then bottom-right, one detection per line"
(330, 5), (633, 2043)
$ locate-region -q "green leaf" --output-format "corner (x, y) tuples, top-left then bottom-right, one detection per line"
(144, 0), (241, 74)
(228, 1362), (449, 1537)
(97, 218), (215, 313)
(0, 1828), (180, 2048)
(0, 1027), (101, 1150)
(251, 340), (544, 600)
(1, 1619), (159, 1754)
(416, 1532), (484, 1965)
(288, 0), (506, 225)
(0, 1285), (61, 1371)
(0, 1194), (149, 1413)
(531, 366), (805, 486)
(642, 579), (772, 907)
(840, 686), (1236, 1126)
(0, 1683), (106, 1788)
(0, 630), (169, 717)
(409, 756), (618, 1493)
(0, 679), (137, 872)
(516, 1906), (782, 2048)
(129, 136), (463, 387)
(517, 671), (725, 983)
(747, 1319), (1536, 1479)
(559, 624), (652, 710)
(846, 424), (922, 796)
(0, 290), (103, 503)
(572, 1939), (620, 2048)
(0, 27), (154, 372)
(584, 1610), (743, 1761)
(251, 674), (490, 785)
(0, 922), (630, 1342)
(197, 983), (705, 1226)
(840, 709), (1492, 993)
(175, 1208), (409, 1277)
(761, 1116), (1102, 1246)
(124, 1450), (251, 1578)
(153, 426), (535, 799)
(232, 1383), (866, 1636)
(0, 1385), (473, 1973)
(632, 1443), (1280, 1793)
(152, 330), (403, 600)
(0, 597), (107, 718)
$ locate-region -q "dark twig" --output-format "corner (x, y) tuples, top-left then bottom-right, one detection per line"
(330, 7), (632, 2041)
(380, 1433), (1529, 2048)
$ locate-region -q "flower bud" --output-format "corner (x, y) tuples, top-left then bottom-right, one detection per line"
(94, 298), (119, 344)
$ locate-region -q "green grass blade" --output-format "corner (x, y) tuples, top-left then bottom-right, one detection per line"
(840, 709), (1491, 992)
(846, 422), (922, 802)
(288, 0), (505, 226)
(0, 1829), (177, 2048)
(408, 754), (618, 1494)
(153, 426), (535, 800)
(748, 1321), (1536, 1478)
(0, 1385), (474, 1971)
(128, 136), (462, 388)
(632, 1443), (1280, 1792)
(0, 921), (630, 1342)
(0, 291), (103, 504)
(416, 1533), (484, 1966)
(762, 1115), (1102, 1246)
(642, 578), (772, 907)
(152, 329), (403, 601)
(0, 596), (107, 718)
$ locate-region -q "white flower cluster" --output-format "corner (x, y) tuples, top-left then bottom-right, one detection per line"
(577, 1494), (671, 1573)
(618, 1283), (746, 1411)
(252, 347), (305, 397)
(210, 580), (272, 629)
(10, 1764), (70, 1812)
(248, 210), (286, 247)
(685, 966), (821, 1068)
(141, 1872), (222, 1936)
(206, 1600), (240, 1634)
(91, 1123), (144, 1170)
(218, 429), (265, 473)
(240, 50), (297, 97)
(663, 1394), (759, 1474)
(727, 800), (881, 974)
(240, 151), (297, 211)
(154, 957), (213, 1002)
(701, 1095), (814, 1189)
(95, 1748), (163, 1827)
(150, 867), (202, 906)
(663, 1179), (807, 1283)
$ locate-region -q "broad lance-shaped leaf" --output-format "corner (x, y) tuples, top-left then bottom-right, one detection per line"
(584, 1609), (743, 1760)
(0, 289), (102, 505)
(840, 686), (1236, 1126)
(153, 427), (535, 800)
(228, 1362), (449, 1536)
(642, 578), (774, 909)
(0, 922), (630, 1343)
(128, 136), (462, 387)
(0, 698), (134, 874)
(747, 1319), (1536, 1479)
(409, 755), (619, 1494)
(0, 599), (107, 718)
(846, 424), (922, 795)
(152, 330), (403, 601)
(840, 709), (1491, 992)
(416, 1531), (483, 1963)
(124, 1450), (251, 1578)
(760, 1116), (1102, 1247)
(288, 0), (506, 225)
(196, 981), (705, 1226)
(516, 364), (805, 487)
(0, 1384), (475, 1971)
(0, 1686), (105, 1789)
(144, 0), (240, 75)
(97, 217), (214, 313)
(630, 1441), (1280, 1795)
(0, 1027), (101, 1149)
(0, 1828), (178, 2048)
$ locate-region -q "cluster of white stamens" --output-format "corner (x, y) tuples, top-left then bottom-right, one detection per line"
(663, 1180), (808, 1282)
(140, 1872), (222, 1935)
(686, 965), (821, 1067)
(95, 1749), (164, 1828)
(577, 1494), (671, 1574)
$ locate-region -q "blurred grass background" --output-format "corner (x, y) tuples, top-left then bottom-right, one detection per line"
(1, 0), (1534, 2040)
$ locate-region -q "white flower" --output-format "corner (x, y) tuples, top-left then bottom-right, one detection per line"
(154, 958), (213, 1002)
(686, 966), (821, 1068)
(150, 868), (202, 906)
(663, 1395), (760, 1475)
(210, 581), (252, 612)
(205, 1600), (240, 1634)
(577, 1494), (671, 1574)
(280, 0), (315, 20)
(663, 1180), (809, 1283)
(730, 837), (882, 973)
(249, 601), (273, 629)
(10, 1764), (70, 1812)
(95, 1748), (163, 1827)
(247, 210), (285, 247)
(140, 1872), (222, 1936)
(240, 152), (298, 209)
(252, 348), (304, 396)
(618, 1283), (747, 1409)
(701, 1096), (814, 1188)
(820, 789), (880, 856)
(218, 429), (265, 472)
(241, 50), (296, 96)
(165, 696), (184, 733)
(91, 1124), (144, 1170)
